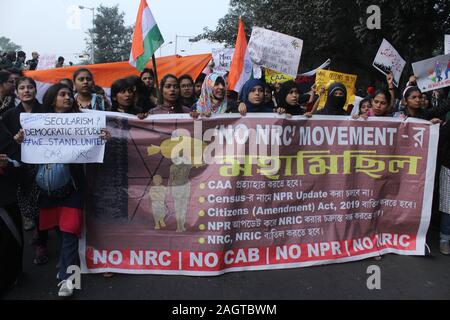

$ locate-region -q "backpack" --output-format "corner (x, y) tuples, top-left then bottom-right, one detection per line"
(35, 164), (76, 198)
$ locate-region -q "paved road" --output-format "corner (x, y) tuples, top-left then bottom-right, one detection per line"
(3, 219), (450, 300)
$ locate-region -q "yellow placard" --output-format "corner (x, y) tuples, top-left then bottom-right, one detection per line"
(265, 69), (294, 85)
(315, 69), (357, 110)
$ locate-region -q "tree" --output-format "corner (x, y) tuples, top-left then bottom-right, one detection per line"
(0, 36), (21, 52)
(196, 0), (450, 88)
(86, 5), (133, 64)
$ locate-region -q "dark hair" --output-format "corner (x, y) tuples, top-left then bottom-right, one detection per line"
(15, 77), (37, 90)
(373, 89), (391, 106)
(42, 83), (74, 112)
(59, 78), (74, 89)
(58, 56), (64, 62)
(125, 75), (152, 112)
(140, 68), (155, 79)
(403, 86), (421, 100)
(6, 51), (16, 61)
(73, 68), (93, 82)
(358, 98), (372, 114)
(195, 73), (206, 85)
(110, 78), (136, 113)
(17, 51), (26, 59)
(7, 68), (23, 77)
(0, 70), (11, 84)
(93, 85), (105, 95)
(179, 74), (194, 85)
(160, 74), (183, 112)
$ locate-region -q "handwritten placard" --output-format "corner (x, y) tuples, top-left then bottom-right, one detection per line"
(20, 113), (106, 164)
(373, 39), (406, 87)
(212, 48), (235, 76)
(248, 27), (303, 78)
(36, 54), (57, 70)
(315, 69), (357, 110)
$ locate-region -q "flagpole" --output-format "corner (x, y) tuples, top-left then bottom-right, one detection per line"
(152, 54), (162, 104)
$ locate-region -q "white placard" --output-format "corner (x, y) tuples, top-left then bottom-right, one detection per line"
(20, 113), (106, 164)
(445, 35), (450, 55)
(212, 48), (235, 75)
(372, 39), (406, 87)
(36, 54), (57, 70)
(247, 27), (303, 78)
(412, 53), (450, 93)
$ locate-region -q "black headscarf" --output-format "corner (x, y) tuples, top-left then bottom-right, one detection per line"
(276, 81), (306, 116)
(316, 82), (347, 115)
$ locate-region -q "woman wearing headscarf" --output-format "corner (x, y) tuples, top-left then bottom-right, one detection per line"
(275, 80), (308, 116)
(237, 79), (277, 115)
(195, 73), (228, 115)
(314, 82), (348, 116)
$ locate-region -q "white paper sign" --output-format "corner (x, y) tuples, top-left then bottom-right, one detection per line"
(212, 48), (235, 75)
(248, 27), (303, 78)
(20, 113), (106, 164)
(412, 53), (450, 93)
(372, 39), (406, 87)
(36, 54), (57, 70)
(445, 35), (450, 55)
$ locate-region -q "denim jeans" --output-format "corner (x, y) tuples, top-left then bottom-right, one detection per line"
(58, 232), (79, 281)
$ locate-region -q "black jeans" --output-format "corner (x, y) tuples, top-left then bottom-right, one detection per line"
(58, 232), (79, 281)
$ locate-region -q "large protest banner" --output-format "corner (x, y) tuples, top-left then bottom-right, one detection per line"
(412, 53), (450, 93)
(20, 113), (106, 164)
(372, 39), (406, 87)
(315, 69), (357, 110)
(248, 27), (303, 77)
(79, 114), (438, 275)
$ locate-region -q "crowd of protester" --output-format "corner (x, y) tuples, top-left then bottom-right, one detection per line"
(1, 52), (450, 298)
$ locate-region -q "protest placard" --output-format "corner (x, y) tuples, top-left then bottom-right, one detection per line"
(248, 27), (303, 78)
(372, 39), (406, 87)
(20, 113), (106, 164)
(315, 69), (357, 110)
(212, 48), (235, 76)
(80, 114), (437, 275)
(36, 54), (57, 70)
(412, 53), (450, 93)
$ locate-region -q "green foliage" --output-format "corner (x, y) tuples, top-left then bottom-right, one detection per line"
(197, 0), (450, 87)
(0, 36), (21, 52)
(86, 5), (133, 64)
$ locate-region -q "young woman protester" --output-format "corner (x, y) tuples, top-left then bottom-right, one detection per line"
(73, 68), (110, 111)
(140, 68), (158, 107)
(195, 73), (234, 115)
(3, 78), (47, 262)
(150, 74), (192, 115)
(275, 80), (308, 116)
(236, 79), (272, 115)
(312, 82), (349, 116)
(179, 74), (197, 109)
(125, 76), (155, 114)
(15, 83), (109, 297)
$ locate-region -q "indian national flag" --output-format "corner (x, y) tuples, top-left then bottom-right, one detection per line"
(228, 17), (252, 93)
(129, 0), (164, 71)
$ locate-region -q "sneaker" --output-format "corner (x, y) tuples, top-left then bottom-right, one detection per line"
(440, 241), (450, 255)
(58, 280), (73, 297)
(33, 245), (49, 265)
(23, 217), (35, 231)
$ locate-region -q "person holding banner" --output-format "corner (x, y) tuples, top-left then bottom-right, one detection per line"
(3, 77), (45, 261)
(439, 121), (450, 255)
(150, 74), (192, 115)
(263, 83), (276, 109)
(195, 73), (229, 115)
(237, 79), (275, 115)
(73, 68), (110, 112)
(275, 80), (308, 116)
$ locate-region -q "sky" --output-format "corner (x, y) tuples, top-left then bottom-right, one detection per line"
(0, 0), (230, 63)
